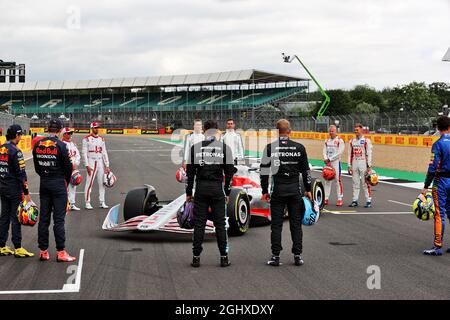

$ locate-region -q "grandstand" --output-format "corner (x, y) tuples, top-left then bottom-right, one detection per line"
(0, 69), (309, 129)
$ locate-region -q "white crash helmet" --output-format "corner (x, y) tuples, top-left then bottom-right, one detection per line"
(103, 171), (117, 188)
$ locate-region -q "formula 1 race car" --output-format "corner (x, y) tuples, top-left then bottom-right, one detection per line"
(102, 164), (325, 236)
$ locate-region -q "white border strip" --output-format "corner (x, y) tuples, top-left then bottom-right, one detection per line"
(0, 249), (84, 295)
(329, 211), (411, 215)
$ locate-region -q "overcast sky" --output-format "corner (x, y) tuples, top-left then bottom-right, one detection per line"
(1, 0), (449, 89)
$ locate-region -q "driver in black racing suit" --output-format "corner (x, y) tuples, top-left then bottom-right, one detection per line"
(260, 119), (312, 267)
(186, 120), (235, 268)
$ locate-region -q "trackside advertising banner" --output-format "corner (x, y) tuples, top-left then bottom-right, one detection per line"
(289, 131), (438, 148)
(30, 128), (45, 134)
(1, 135), (32, 152)
(74, 129), (90, 134)
(106, 129), (124, 134)
(124, 129), (141, 135)
(29, 127), (438, 147)
(141, 129), (160, 134)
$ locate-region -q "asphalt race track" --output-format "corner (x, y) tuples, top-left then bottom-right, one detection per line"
(1, 135), (449, 300)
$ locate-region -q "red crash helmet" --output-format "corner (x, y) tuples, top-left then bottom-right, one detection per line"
(90, 122), (100, 129)
(70, 170), (83, 186)
(322, 165), (336, 181)
(175, 167), (187, 183)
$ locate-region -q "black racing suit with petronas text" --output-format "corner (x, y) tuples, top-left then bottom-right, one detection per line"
(186, 136), (235, 257)
(260, 136), (312, 256)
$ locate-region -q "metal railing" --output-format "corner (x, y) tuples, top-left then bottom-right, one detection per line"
(28, 109), (437, 135)
(286, 110), (437, 134)
(0, 112), (31, 136)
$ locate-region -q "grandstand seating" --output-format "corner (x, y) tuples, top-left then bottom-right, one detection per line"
(0, 87), (304, 114)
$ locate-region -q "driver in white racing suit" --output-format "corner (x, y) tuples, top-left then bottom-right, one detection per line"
(220, 118), (244, 165)
(348, 123), (373, 208)
(322, 125), (345, 206)
(183, 119), (204, 166)
(82, 122), (110, 210)
(61, 127), (81, 211)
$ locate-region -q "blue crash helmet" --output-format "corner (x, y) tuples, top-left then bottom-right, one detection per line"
(302, 197), (320, 226)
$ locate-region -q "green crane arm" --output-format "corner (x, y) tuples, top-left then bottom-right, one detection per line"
(291, 55), (330, 119)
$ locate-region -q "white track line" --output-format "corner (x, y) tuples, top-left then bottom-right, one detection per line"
(330, 211), (411, 215)
(0, 249), (85, 295)
(388, 200), (412, 207)
(311, 169), (422, 190)
(148, 138), (182, 147)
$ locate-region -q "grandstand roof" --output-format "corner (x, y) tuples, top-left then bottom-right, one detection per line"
(0, 69), (308, 92)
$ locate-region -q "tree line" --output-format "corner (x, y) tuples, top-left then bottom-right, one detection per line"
(302, 82), (450, 116)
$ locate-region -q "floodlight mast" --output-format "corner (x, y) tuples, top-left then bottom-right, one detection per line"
(443, 47), (450, 62)
(282, 53), (330, 119)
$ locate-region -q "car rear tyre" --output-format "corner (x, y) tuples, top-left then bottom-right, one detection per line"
(123, 185), (159, 221)
(227, 188), (251, 236)
(311, 178), (325, 210)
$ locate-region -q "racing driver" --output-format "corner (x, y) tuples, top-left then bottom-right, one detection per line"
(33, 119), (75, 262)
(322, 125), (345, 206)
(183, 119), (204, 166)
(348, 123), (373, 208)
(0, 125), (34, 258)
(186, 120), (235, 268)
(260, 119), (312, 267)
(220, 118), (245, 165)
(422, 116), (450, 256)
(61, 127), (81, 211)
(82, 122), (110, 210)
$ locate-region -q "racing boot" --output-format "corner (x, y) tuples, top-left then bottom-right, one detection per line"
(423, 247), (443, 256)
(191, 256), (200, 268)
(39, 250), (50, 261)
(349, 201), (358, 207)
(14, 247), (35, 258)
(56, 250), (77, 262)
(364, 201), (372, 208)
(447, 248), (450, 254)
(100, 202), (109, 209)
(85, 203), (93, 210)
(0, 246), (14, 256)
(70, 204), (81, 211)
(336, 199), (343, 207)
(267, 255), (281, 267)
(294, 255), (304, 266)
(220, 255), (231, 267)
(324, 199), (329, 206)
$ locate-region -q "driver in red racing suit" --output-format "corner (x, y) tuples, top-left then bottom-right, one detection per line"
(82, 122), (110, 210)
(348, 123), (373, 208)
